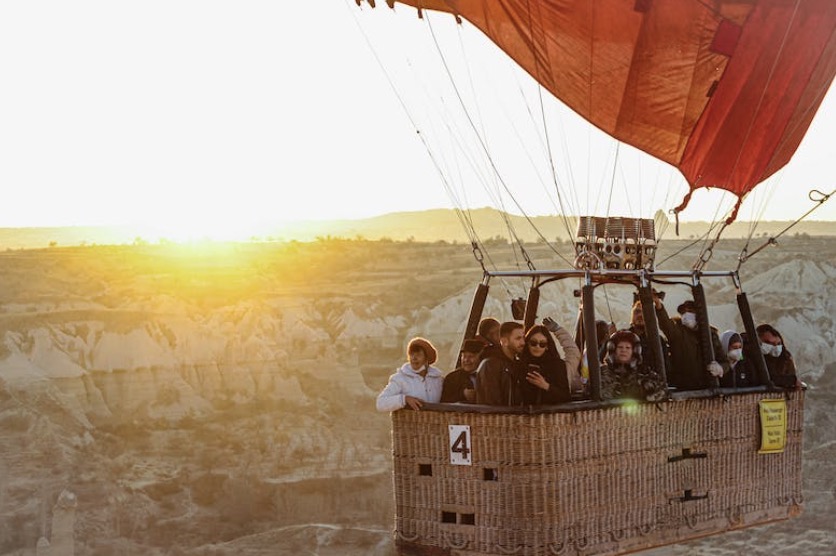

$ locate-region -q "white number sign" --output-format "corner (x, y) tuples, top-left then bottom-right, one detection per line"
(449, 425), (472, 465)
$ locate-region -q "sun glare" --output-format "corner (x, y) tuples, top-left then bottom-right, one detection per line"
(134, 215), (277, 244)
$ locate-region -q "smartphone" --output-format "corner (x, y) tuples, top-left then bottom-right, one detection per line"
(527, 364), (541, 374)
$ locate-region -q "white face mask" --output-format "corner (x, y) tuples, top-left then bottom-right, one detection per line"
(727, 348), (743, 362)
(681, 312), (698, 330)
(761, 343), (783, 357)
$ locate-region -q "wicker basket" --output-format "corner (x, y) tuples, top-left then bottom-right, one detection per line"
(391, 390), (804, 556)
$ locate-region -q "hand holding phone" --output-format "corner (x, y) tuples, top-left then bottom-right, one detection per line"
(526, 364), (549, 390)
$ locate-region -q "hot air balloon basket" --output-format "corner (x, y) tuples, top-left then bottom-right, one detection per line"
(391, 389), (804, 556)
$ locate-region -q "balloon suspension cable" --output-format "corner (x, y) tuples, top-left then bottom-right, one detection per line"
(520, 243), (536, 272)
(692, 226), (722, 272)
(471, 241), (488, 275)
(425, 13), (574, 267)
(656, 218), (726, 269)
(605, 143), (621, 218)
(602, 284), (614, 324)
(736, 188), (834, 271)
(523, 0), (577, 246)
(692, 197), (740, 272)
(347, 0), (515, 298)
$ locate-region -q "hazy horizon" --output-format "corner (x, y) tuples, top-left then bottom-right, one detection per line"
(1, 207), (834, 251)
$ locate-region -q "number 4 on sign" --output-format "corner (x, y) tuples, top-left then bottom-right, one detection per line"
(449, 425), (472, 465)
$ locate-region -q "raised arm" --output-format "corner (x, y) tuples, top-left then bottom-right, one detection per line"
(552, 324), (581, 373)
(654, 301), (680, 347)
(544, 317), (582, 391)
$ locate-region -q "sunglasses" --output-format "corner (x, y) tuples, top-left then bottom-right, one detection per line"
(528, 340), (548, 348)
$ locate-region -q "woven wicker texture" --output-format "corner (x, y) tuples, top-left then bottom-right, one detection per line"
(392, 390), (804, 556)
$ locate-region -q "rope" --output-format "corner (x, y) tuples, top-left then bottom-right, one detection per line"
(425, 15), (528, 270)
(737, 176), (782, 270)
(448, 22), (528, 274)
(507, 78), (565, 217)
(693, 217), (731, 272)
(602, 284), (614, 324)
(523, 0), (577, 246)
(656, 218), (727, 268)
(345, 1), (521, 295)
(619, 156), (637, 217)
(605, 143), (621, 218)
(737, 188), (835, 270)
(424, 13), (574, 266)
(692, 191), (738, 271)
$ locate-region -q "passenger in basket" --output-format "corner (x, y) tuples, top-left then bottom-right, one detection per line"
(654, 296), (728, 390)
(475, 321), (527, 406)
(376, 337), (444, 412)
(543, 317), (583, 393)
(600, 330), (667, 402)
(441, 339), (484, 403)
(719, 330), (756, 388)
(629, 300), (671, 376)
(474, 317), (501, 358)
(756, 324), (800, 388)
(520, 323), (572, 404)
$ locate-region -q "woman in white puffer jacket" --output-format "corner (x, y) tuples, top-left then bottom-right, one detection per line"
(376, 337), (444, 412)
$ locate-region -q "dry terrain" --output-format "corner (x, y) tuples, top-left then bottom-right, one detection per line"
(0, 232), (834, 555)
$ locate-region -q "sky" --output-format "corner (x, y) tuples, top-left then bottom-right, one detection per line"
(0, 1), (833, 240)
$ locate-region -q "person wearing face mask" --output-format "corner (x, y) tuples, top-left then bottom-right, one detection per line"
(654, 296), (729, 390)
(719, 330), (756, 388)
(756, 324), (799, 388)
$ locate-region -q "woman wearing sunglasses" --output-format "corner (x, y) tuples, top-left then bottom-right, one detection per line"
(520, 321), (576, 405)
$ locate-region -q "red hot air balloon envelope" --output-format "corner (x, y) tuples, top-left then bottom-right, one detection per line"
(370, 0), (836, 223)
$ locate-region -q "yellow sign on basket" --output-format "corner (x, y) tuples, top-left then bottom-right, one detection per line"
(758, 399), (787, 454)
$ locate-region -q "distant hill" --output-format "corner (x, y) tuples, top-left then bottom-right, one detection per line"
(276, 208), (836, 243)
(1, 208), (834, 249)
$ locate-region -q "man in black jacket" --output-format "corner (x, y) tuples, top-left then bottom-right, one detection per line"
(475, 321), (527, 405)
(441, 339), (484, 403)
(655, 297), (728, 390)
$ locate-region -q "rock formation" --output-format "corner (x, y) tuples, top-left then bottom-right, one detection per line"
(38, 490), (76, 556)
